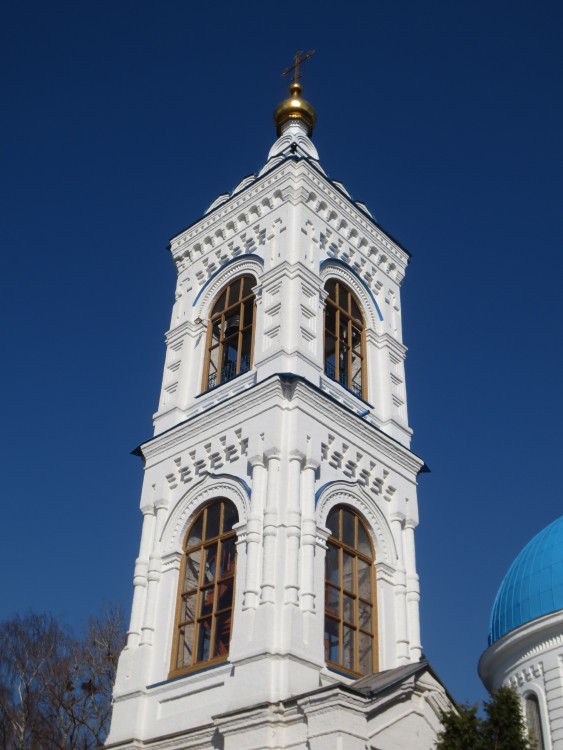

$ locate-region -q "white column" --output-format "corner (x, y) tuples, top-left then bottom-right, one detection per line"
(260, 449), (281, 605)
(300, 459), (318, 612)
(178, 321), (206, 407)
(390, 512), (409, 663)
(127, 507), (155, 647)
(284, 451), (303, 605)
(140, 499), (168, 646)
(404, 519), (422, 660)
(244, 455), (266, 609)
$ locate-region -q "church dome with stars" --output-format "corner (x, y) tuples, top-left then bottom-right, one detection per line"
(488, 515), (563, 644)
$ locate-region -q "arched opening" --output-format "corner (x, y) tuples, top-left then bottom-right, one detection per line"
(324, 279), (366, 399)
(324, 505), (377, 676)
(203, 276), (255, 391)
(170, 499), (238, 676)
(525, 693), (545, 750)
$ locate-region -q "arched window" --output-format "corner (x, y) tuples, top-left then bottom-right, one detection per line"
(204, 276), (255, 391)
(324, 280), (365, 399)
(525, 693), (545, 750)
(324, 506), (377, 676)
(171, 499), (238, 676)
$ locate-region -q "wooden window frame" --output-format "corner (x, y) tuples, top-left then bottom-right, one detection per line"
(202, 275), (256, 392)
(323, 280), (366, 400)
(169, 499), (238, 678)
(324, 506), (378, 677)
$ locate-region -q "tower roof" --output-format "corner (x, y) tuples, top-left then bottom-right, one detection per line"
(489, 515), (563, 644)
(274, 50), (317, 137)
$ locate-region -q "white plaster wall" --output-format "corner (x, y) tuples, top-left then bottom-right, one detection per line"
(479, 610), (563, 749)
(154, 156), (411, 447)
(107, 128), (427, 748)
(107, 375), (424, 744)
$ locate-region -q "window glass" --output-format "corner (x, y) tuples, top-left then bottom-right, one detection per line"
(325, 305), (336, 335)
(214, 612), (232, 657)
(351, 297), (362, 322)
(342, 509), (355, 548)
(217, 579), (234, 611)
(204, 276), (255, 390)
(324, 506), (377, 676)
(242, 276), (254, 296)
(325, 279), (337, 299)
(342, 626), (354, 670)
(326, 543), (340, 585)
(177, 624), (194, 668)
(357, 523), (372, 557)
(223, 503), (238, 532)
(188, 516), (203, 548)
(171, 499), (238, 676)
(325, 584), (339, 616)
(525, 694), (545, 750)
(214, 290), (227, 314)
(184, 551), (201, 590)
(200, 587), (214, 617)
(227, 278), (241, 305)
(357, 558), (372, 600)
(220, 537), (236, 577)
(342, 552), (354, 592)
(326, 509), (340, 539)
(182, 593), (197, 622)
(343, 593), (355, 623)
(206, 504), (221, 540)
(358, 632), (372, 675)
(324, 281), (365, 398)
(358, 601), (372, 633)
(242, 299), (254, 328)
(324, 618), (339, 663)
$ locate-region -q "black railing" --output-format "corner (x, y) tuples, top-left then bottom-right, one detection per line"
(207, 356), (250, 391)
(325, 361), (362, 398)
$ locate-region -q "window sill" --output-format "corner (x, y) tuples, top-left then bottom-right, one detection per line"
(198, 368), (254, 397)
(325, 662), (365, 680)
(148, 659), (231, 690)
(319, 373), (373, 410)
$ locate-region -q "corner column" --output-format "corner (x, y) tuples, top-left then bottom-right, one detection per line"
(127, 506), (155, 647)
(140, 498), (169, 646)
(300, 459), (319, 612)
(260, 449), (281, 605)
(284, 451), (304, 605)
(244, 455), (267, 609)
(390, 512), (409, 663)
(404, 519), (422, 660)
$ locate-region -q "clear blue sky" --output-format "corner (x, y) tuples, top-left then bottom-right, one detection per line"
(2, 1), (562, 707)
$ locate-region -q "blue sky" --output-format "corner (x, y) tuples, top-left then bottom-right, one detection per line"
(2, 1), (562, 706)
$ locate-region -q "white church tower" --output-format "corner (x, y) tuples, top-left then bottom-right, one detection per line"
(106, 59), (450, 750)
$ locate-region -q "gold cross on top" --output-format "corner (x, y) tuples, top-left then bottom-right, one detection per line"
(281, 50), (316, 85)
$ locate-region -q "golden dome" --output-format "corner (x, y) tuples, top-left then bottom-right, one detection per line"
(273, 81), (317, 137)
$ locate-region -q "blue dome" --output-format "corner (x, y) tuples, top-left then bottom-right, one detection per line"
(489, 516), (563, 644)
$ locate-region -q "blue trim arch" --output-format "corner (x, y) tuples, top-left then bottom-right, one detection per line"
(320, 259), (384, 321)
(193, 253), (264, 307)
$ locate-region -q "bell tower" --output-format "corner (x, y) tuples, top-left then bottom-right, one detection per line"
(106, 64), (450, 750)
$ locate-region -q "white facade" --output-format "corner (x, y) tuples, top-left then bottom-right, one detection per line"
(480, 610), (563, 750)
(106, 103), (450, 749)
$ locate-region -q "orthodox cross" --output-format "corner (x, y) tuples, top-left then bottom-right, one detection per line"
(281, 50), (316, 85)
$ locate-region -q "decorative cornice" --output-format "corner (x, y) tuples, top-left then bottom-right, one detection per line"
(161, 474), (251, 553)
(193, 256), (263, 318)
(145, 375), (423, 480)
(479, 609), (563, 689)
(315, 481), (397, 565)
(320, 260), (383, 328)
(169, 160), (408, 290)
